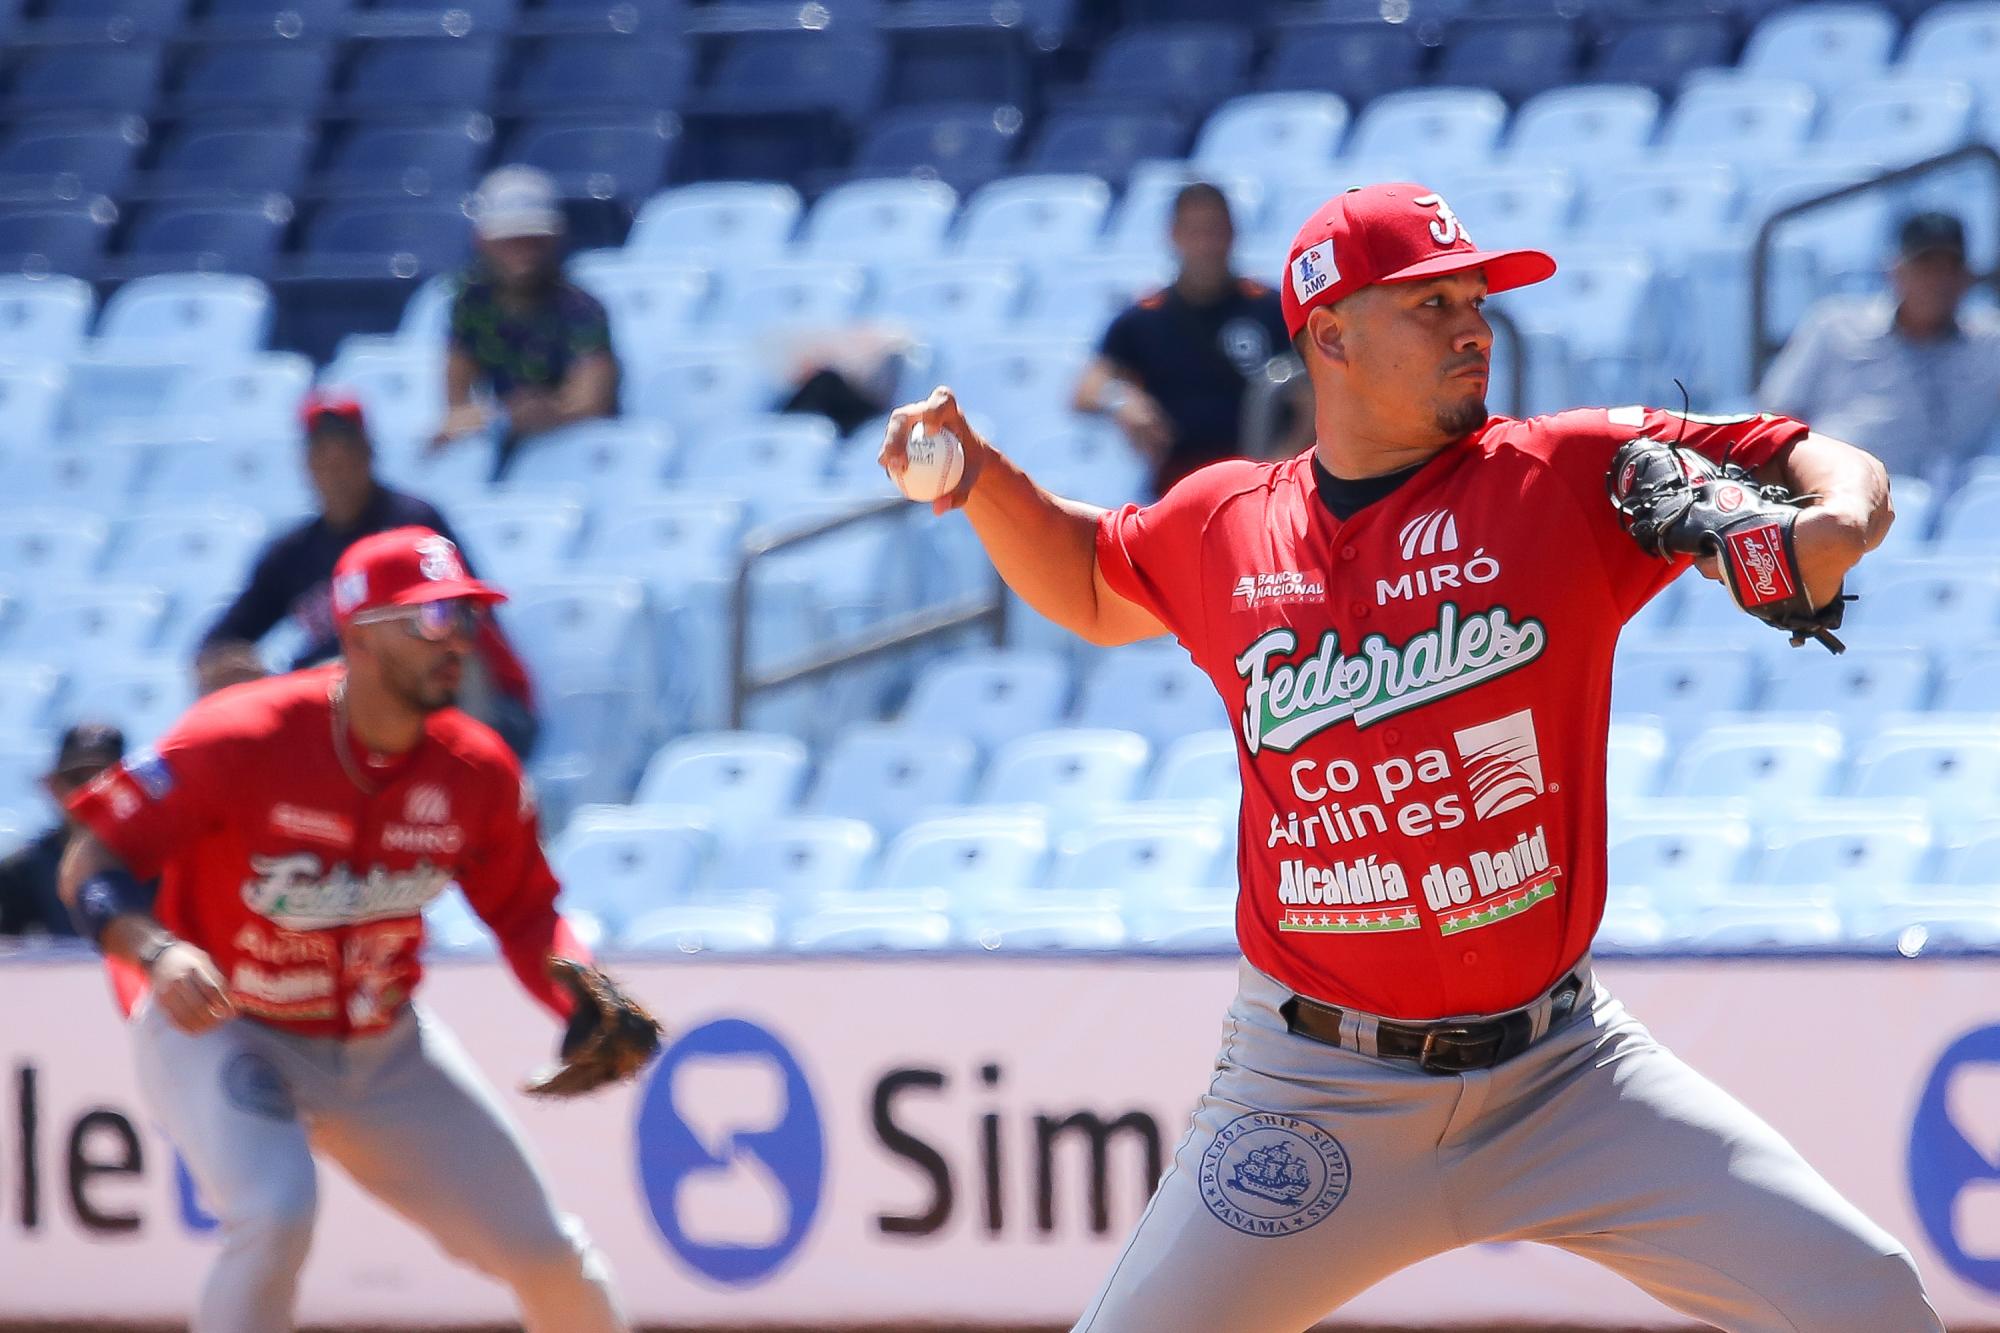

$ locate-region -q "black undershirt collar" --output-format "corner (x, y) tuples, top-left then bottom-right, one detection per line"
(1312, 455), (1428, 521)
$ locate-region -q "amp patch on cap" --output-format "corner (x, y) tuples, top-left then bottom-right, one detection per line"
(1291, 240), (1339, 305)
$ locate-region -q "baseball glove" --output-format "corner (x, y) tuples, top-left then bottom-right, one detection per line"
(1607, 435), (1853, 654)
(522, 958), (663, 1099)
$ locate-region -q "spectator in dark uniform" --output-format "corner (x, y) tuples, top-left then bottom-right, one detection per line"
(1073, 182), (1310, 495)
(430, 165), (620, 475)
(196, 391), (540, 757)
(0, 722), (122, 939)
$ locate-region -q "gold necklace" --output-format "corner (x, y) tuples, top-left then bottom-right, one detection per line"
(328, 673), (378, 795)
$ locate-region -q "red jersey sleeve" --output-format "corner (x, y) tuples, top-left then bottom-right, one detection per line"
(453, 755), (588, 1020)
(1527, 407), (1811, 622)
(65, 698), (243, 878)
(1095, 458), (1267, 651)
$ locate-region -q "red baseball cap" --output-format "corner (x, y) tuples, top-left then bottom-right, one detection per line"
(330, 527), (505, 627)
(301, 389), (367, 436)
(1281, 182), (1557, 338)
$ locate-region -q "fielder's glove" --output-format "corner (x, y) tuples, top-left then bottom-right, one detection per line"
(522, 958), (663, 1099)
(1606, 435), (1854, 654)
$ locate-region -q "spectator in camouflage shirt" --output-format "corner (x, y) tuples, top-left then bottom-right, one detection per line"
(430, 166), (620, 474)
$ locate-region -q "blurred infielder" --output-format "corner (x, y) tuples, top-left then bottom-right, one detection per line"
(882, 183), (1941, 1331)
(59, 526), (659, 1333)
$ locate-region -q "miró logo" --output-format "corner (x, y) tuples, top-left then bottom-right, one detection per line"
(1380, 511), (1500, 606)
(636, 1019), (825, 1285)
(1398, 510), (1460, 560)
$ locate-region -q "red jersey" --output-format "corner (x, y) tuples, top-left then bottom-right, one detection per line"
(1097, 406), (1808, 1020)
(69, 665), (581, 1036)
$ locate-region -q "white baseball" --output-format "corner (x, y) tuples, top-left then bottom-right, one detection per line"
(892, 422), (965, 502)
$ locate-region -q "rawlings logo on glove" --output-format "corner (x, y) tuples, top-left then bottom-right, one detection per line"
(1606, 436), (1853, 654)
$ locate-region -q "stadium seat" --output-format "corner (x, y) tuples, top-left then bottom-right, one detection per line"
(0, 124), (139, 202)
(502, 576), (660, 808)
(103, 506), (266, 598)
(1081, 22), (1252, 118)
(155, 354), (316, 441)
(1740, 4), (1897, 102)
(1588, 17), (1736, 94)
(959, 899), (1126, 950)
(334, 37), (504, 118)
(421, 891), (497, 954)
(1596, 887), (1671, 952)
(1935, 643), (2000, 712)
(977, 729), (1151, 828)
(1017, 252), (1174, 338)
(1498, 244), (1660, 405)
(1439, 18), (1583, 102)
(0, 734), (50, 824)
(315, 120), (490, 198)
(620, 902), (778, 953)
(1345, 89), (1508, 167)
(1681, 903), (1846, 950)
(1940, 824), (2000, 885)
(1576, 165), (1739, 257)
(143, 439), (314, 521)
(319, 347), (444, 450)
(1027, 111), (1187, 186)
(0, 277), (91, 364)
(703, 815), (878, 902)
(1607, 807), (1755, 896)
(0, 207), (113, 277)
(875, 811), (1048, 893)
(1074, 645), (1222, 750)
(549, 806), (711, 927)
(1898, 1), (2000, 103)
(1844, 897), (2000, 953)
(1123, 899), (1237, 952)
(6, 45), (165, 119)
(507, 115), (679, 205)
(805, 725), (978, 837)
(678, 415), (837, 492)
(706, 261), (866, 338)
(497, 417), (676, 499)
(1506, 86), (1661, 172)
(1658, 75), (1817, 171)
(625, 182), (801, 261)
(1934, 476), (2000, 550)
(900, 650), (1070, 754)
(633, 731), (810, 839)
(1104, 163), (1264, 258)
(1759, 642), (1932, 720)
(848, 103), (1024, 194)
(937, 339), (1092, 431)
(1447, 169), (1578, 250)
(801, 178), (959, 266)
(623, 341), (775, 433)
(955, 175), (1113, 260)
(0, 442), (147, 516)
(1148, 729), (1238, 803)
(0, 508), (109, 577)
(1194, 93), (1349, 179)
(1848, 724), (2000, 819)
(787, 898), (954, 951)
(350, 0), (517, 35)
(447, 497), (585, 586)
(872, 261), (1025, 340)
(1663, 720), (1845, 808)
(1757, 808), (1934, 890)
(0, 661), (59, 735)
(1843, 562), (2000, 644)
(565, 255), (707, 352)
(300, 202), (473, 279)
(195, 0), (355, 35)
(1816, 78), (1976, 164)
(118, 203), (291, 279)
(695, 30), (888, 124)
(1611, 644), (1758, 733)
(578, 497), (746, 583)
(507, 35), (695, 116)
(59, 661), (194, 748)
(170, 42), (336, 116)
(1606, 719), (1669, 803)
(96, 274), (273, 360)
(23, 0), (188, 38)
(1048, 808), (1228, 892)
(0, 583), (167, 662)
(1259, 22), (1426, 106)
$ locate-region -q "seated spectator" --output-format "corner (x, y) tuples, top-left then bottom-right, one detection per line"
(0, 722), (122, 939)
(1759, 211), (2000, 484)
(1073, 182), (1309, 495)
(197, 391), (540, 757)
(431, 165), (620, 474)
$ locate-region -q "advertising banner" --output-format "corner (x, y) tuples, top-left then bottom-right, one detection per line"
(1, 954), (1998, 1328)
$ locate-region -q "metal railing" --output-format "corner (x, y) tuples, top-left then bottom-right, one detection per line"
(1750, 144), (2000, 384)
(728, 497), (1007, 727)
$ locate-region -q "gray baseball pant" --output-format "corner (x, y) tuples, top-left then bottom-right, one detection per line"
(1075, 960), (1941, 1332)
(130, 998), (627, 1333)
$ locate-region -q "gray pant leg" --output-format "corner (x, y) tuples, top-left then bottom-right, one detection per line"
(131, 1003), (318, 1333)
(1459, 986), (1942, 1333)
(1074, 964), (1465, 1333)
(306, 1007), (627, 1333)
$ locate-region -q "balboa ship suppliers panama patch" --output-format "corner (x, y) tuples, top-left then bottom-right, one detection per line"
(1200, 1111), (1352, 1237)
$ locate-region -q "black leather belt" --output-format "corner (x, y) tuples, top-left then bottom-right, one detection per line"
(1281, 971), (1586, 1075)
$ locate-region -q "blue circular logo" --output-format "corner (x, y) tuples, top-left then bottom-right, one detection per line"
(1199, 1111), (1351, 1237)
(1910, 1023), (2000, 1293)
(635, 1018), (824, 1285)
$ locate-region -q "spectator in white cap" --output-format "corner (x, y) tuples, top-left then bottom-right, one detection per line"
(430, 165), (620, 473)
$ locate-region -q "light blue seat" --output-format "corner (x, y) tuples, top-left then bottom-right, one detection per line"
(1759, 642), (1931, 718)
(0, 361), (68, 448)
(104, 506), (265, 598)
(1757, 808), (1934, 890)
(0, 275), (93, 363)
(1018, 252), (1174, 338)
(706, 261), (866, 338)
(1149, 729), (1238, 803)
(1940, 825), (2000, 884)
(1103, 163), (1265, 258)
(1596, 886), (1671, 952)
(143, 440), (314, 522)
(801, 178), (958, 265)
(498, 418), (676, 500)
(94, 273), (272, 359)
(703, 816), (878, 903)
(0, 583), (167, 662)
(1344, 89), (1508, 167)
(1873, 474), (1935, 556)
(958, 899), (1125, 951)
(1607, 807), (1754, 895)
(1657, 75), (1817, 171)
(1843, 895), (2000, 952)
(1847, 724), (2000, 819)
(1506, 85), (1660, 172)
(1123, 899), (1237, 952)
(0, 507), (109, 575)
(1193, 92), (1350, 179)
(872, 260), (1025, 340)
(579, 496), (746, 584)
(1495, 244), (1660, 405)
(0, 448), (145, 516)
(318, 347), (444, 453)
(1445, 168), (1577, 251)
(1843, 561), (2000, 645)
(548, 806), (712, 928)
(1898, 2), (2000, 114)
(154, 354), (316, 440)
(1816, 78), (1975, 165)
(1741, 162), (1896, 339)
(938, 338), (1093, 430)
(633, 731), (810, 841)
(422, 891), (497, 955)
(1934, 643), (2000, 712)
(624, 341), (776, 432)
(0, 660), (60, 734)
(448, 497), (585, 587)
(1606, 719), (1669, 803)
(1049, 808), (1228, 892)
(626, 182), (802, 261)
(678, 414), (838, 492)
(1740, 4), (1897, 102)
(395, 271), (456, 346)
(59, 661), (193, 747)
(977, 728), (1150, 831)
(1934, 476), (2000, 551)
(1610, 643), (1756, 731)
(620, 902), (780, 953)
(900, 649), (1070, 754)
(1680, 903), (1846, 950)
(875, 811), (1048, 892)
(1577, 165), (1738, 257)
(1075, 644), (1221, 749)
(1664, 720), (1845, 808)
(805, 725), (978, 838)
(565, 257), (709, 357)
(787, 898), (954, 951)
(954, 175), (1111, 259)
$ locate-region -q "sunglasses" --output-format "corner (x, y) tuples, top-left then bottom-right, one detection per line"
(351, 599), (482, 642)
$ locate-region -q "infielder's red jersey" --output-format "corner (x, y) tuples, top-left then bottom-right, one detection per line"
(69, 665), (580, 1036)
(1098, 407), (1808, 1020)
